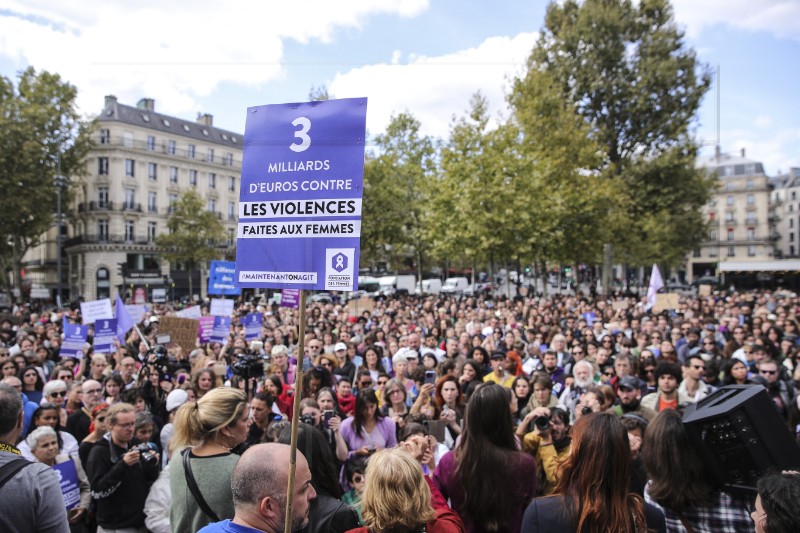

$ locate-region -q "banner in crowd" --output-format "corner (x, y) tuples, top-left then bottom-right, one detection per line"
(208, 260), (241, 296)
(125, 304), (148, 322)
(114, 295), (135, 343)
(243, 312), (263, 340)
(235, 98), (368, 291)
(197, 316), (215, 344)
(210, 298), (234, 317)
(93, 318), (117, 354)
(175, 305), (202, 319)
(158, 316), (199, 355)
(60, 319), (89, 359)
(80, 298), (112, 325)
(53, 460), (81, 510)
(210, 316), (232, 344)
(281, 289), (300, 308)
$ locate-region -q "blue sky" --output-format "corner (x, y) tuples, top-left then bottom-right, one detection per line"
(0, 0), (797, 174)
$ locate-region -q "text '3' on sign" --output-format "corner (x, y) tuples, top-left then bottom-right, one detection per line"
(235, 98), (367, 291)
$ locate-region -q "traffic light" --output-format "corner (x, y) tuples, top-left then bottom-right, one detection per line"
(117, 262), (128, 278)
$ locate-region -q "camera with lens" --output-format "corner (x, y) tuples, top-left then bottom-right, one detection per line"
(300, 414), (315, 425)
(146, 334), (172, 372)
(534, 416), (551, 432)
(134, 442), (159, 466)
(581, 406), (593, 415)
(232, 354), (267, 380)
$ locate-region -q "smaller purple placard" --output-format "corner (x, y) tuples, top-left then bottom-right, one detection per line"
(281, 289), (300, 308)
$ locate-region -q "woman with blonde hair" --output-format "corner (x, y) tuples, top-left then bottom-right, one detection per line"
(169, 387), (250, 532)
(348, 447), (464, 533)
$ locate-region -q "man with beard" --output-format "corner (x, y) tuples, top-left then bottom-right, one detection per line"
(640, 362), (691, 413)
(199, 444), (316, 533)
(612, 375), (656, 422)
(521, 406), (571, 495)
(557, 360), (595, 419)
(541, 351), (566, 397)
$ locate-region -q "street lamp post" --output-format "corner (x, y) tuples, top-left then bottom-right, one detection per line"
(54, 172), (68, 308)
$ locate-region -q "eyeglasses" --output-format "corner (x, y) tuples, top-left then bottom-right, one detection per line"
(360, 381), (373, 388)
(95, 416), (106, 422)
(603, 371), (615, 377)
(760, 369), (777, 375)
(702, 341), (715, 345)
(49, 391), (67, 397)
(319, 361), (333, 368)
(388, 389), (404, 395)
(377, 380), (388, 386)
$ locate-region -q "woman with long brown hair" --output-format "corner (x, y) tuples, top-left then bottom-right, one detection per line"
(521, 412), (666, 532)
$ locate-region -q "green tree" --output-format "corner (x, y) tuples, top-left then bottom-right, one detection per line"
(362, 112), (436, 278)
(155, 190), (226, 297)
(0, 67), (93, 297)
(523, 0), (716, 267)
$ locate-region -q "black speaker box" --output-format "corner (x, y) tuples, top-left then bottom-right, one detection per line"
(682, 384), (800, 492)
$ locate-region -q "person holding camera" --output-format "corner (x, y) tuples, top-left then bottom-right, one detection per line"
(85, 402), (160, 533)
(520, 407), (572, 496)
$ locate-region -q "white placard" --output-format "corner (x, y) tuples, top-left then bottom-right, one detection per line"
(176, 306), (202, 319)
(125, 304), (148, 322)
(80, 298), (113, 325)
(210, 299), (234, 317)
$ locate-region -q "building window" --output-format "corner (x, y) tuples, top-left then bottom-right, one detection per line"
(98, 220), (109, 241)
(100, 129), (110, 144)
(123, 131), (134, 147)
(727, 229), (734, 241)
(693, 249), (701, 258)
(709, 211), (715, 221)
(98, 187), (109, 207)
(148, 192), (157, 213)
(709, 230), (717, 241)
(148, 222), (157, 242)
(96, 268), (110, 299)
(228, 202), (235, 220)
(228, 176), (236, 192)
(189, 170), (198, 186)
(188, 144), (196, 159)
(208, 173), (216, 189)
(228, 228), (235, 247)
(147, 135), (155, 151)
(170, 166), (178, 183)
(125, 220), (135, 242)
(208, 148), (214, 163)
(728, 246), (735, 257)
(726, 195), (734, 206)
(746, 212), (756, 224)
(791, 232), (795, 242)
(167, 140), (176, 155)
(746, 194), (754, 205)
(98, 157), (109, 175)
(748, 245), (756, 257)
(744, 164), (755, 175)
(722, 166), (733, 177)
(726, 182), (733, 191)
(791, 245), (796, 256)
(148, 162), (157, 181)
(726, 212), (734, 222)
(709, 246), (718, 257)
(124, 188), (135, 209)
(208, 199), (216, 212)
(225, 153), (233, 166)
(793, 191), (797, 201)
(746, 179), (753, 190)
(747, 228), (755, 240)
(125, 159), (135, 177)
(791, 218), (794, 229)
(168, 193), (178, 213)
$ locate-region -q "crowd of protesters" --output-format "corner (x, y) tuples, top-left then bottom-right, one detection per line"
(2, 286), (800, 532)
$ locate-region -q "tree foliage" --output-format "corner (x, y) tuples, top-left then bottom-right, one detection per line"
(523, 0), (716, 266)
(155, 190), (226, 295)
(0, 66), (93, 295)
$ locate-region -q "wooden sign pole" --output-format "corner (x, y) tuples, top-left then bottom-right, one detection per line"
(284, 289), (307, 533)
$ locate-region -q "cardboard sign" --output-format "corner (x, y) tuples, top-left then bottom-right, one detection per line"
(698, 284), (712, 297)
(612, 300), (629, 310)
(158, 316), (199, 354)
(346, 297), (375, 315)
(653, 293), (681, 312)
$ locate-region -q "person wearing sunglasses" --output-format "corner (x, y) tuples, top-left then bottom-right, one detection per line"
(757, 358), (793, 422)
(42, 379), (69, 409)
(677, 355), (714, 404)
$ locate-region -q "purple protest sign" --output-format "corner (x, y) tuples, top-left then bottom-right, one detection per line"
(209, 316), (232, 344)
(197, 316), (215, 344)
(244, 312), (263, 340)
(281, 289), (300, 308)
(234, 98), (367, 291)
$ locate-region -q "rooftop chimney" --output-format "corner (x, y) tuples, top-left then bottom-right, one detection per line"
(197, 113), (213, 126)
(740, 147), (746, 158)
(714, 145), (721, 162)
(104, 95), (117, 108)
(136, 98), (155, 112)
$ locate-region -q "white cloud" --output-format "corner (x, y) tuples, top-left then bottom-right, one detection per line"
(754, 115), (774, 129)
(0, 0), (430, 117)
(329, 32), (538, 143)
(672, 0), (800, 42)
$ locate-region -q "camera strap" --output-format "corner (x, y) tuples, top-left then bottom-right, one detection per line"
(181, 448), (220, 522)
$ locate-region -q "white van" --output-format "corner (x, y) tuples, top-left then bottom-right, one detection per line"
(440, 277), (469, 295)
(415, 279), (443, 295)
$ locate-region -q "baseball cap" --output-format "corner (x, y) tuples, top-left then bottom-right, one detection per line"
(166, 389), (189, 412)
(490, 351), (505, 360)
(618, 375), (641, 390)
(334, 342), (348, 352)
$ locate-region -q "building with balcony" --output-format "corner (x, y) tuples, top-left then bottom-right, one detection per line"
(687, 148), (778, 281)
(771, 168), (800, 258)
(23, 96), (242, 302)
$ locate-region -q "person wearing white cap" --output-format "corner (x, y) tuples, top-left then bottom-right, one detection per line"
(160, 389), (189, 465)
(332, 341), (356, 383)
